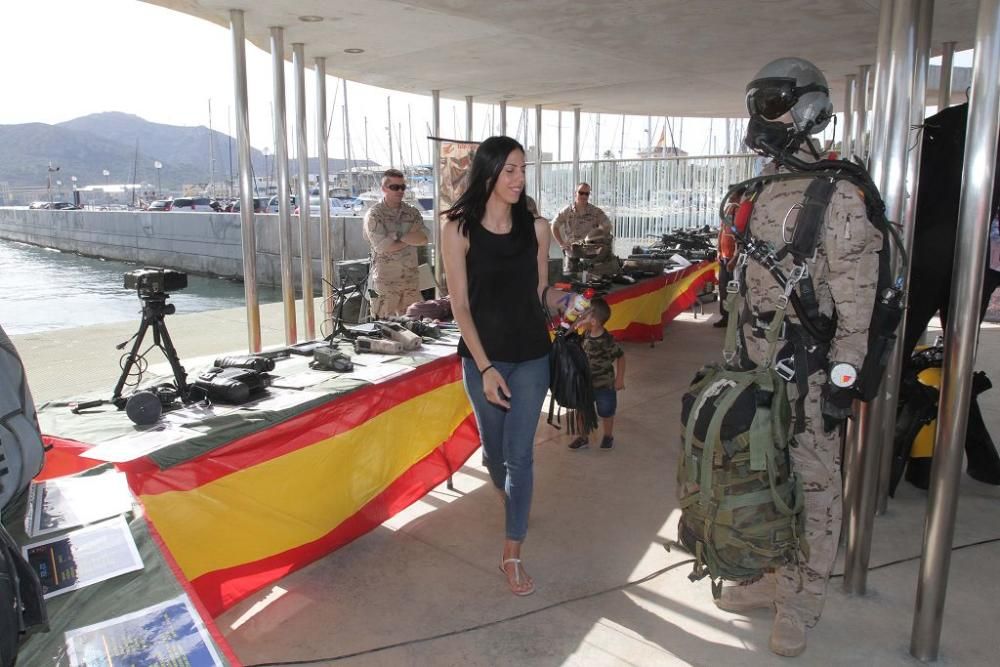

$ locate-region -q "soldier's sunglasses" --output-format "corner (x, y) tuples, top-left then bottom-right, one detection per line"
(386, 184), (407, 192)
(577, 190), (591, 196)
(746, 77), (828, 120)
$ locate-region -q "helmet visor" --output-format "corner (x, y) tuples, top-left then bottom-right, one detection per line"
(746, 77), (828, 120)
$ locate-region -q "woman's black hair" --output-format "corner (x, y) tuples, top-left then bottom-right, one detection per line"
(443, 135), (533, 239)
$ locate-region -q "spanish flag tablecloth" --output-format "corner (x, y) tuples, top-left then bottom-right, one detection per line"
(605, 261), (718, 342)
(40, 355), (479, 618)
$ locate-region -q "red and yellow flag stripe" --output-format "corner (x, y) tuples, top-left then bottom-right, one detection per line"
(605, 261), (717, 342)
(123, 356), (478, 616)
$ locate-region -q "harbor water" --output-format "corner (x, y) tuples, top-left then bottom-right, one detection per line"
(0, 239), (282, 335)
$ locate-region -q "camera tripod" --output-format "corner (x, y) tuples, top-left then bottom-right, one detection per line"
(111, 292), (190, 409)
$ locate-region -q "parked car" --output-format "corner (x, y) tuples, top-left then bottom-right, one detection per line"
(170, 197), (220, 212)
(265, 195), (296, 213)
(231, 197), (270, 213)
(147, 200), (173, 212)
(294, 196), (364, 217)
(28, 201), (80, 210)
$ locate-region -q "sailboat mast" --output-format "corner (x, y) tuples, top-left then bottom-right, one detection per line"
(208, 98), (216, 197)
(387, 96), (394, 168)
(408, 104), (414, 168)
(343, 79), (353, 196)
(131, 138), (139, 207)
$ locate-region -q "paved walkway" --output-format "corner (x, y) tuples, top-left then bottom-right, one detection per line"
(13, 309), (1000, 666)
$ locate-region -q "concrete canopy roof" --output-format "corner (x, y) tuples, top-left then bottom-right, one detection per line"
(144, 0), (979, 116)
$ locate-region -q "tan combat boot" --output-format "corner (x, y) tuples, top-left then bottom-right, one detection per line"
(769, 607), (807, 657)
(714, 576), (776, 613)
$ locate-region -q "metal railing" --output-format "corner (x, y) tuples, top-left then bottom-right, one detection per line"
(527, 154), (759, 246)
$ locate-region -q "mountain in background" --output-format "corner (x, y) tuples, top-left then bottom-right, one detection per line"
(0, 112), (374, 193)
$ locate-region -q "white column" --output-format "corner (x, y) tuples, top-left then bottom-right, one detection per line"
(465, 95), (474, 141)
(534, 104), (543, 209)
(500, 100), (507, 136)
(229, 9), (260, 352)
(843, 74), (856, 159)
(938, 40), (957, 109)
(315, 57), (334, 329)
(856, 65), (872, 159)
(572, 107), (581, 187)
(912, 0), (1000, 659)
(292, 43), (315, 339)
(431, 90), (442, 293)
(876, 0), (934, 516)
(844, 0), (917, 595)
(269, 26), (296, 345)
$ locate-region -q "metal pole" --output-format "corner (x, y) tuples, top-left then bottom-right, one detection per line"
(938, 40), (956, 110)
(292, 43), (315, 340)
(843, 20), (887, 568)
(912, 0), (1000, 658)
(595, 113), (601, 160)
(229, 10), (261, 352)
(408, 104), (415, 167)
(557, 110), (563, 161)
(869, 0), (896, 179)
(856, 65), (872, 159)
(535, 104), (543, 209)
(572, 107), (581, 187)
(844, 0), (917, 595)
(843, 74), (856, 160)
(431, 90), (442, 294)
(387, 96), (394, 168)
(466, 95), (474, 141)
(270, 27), (296, 345)
(877, 0), (934, 516)
(316, 57), (334, 331)
(500, 100), (507, 136)
(343, 80), (353, 195)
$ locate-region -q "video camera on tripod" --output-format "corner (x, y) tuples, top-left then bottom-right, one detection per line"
(124, 267), (188, 296)
(110, 268), (192, 424)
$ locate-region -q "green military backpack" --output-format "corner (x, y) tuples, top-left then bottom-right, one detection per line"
(676, 287), (806, 597)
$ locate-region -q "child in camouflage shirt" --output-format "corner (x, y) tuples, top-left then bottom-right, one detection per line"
(569, 297), (626, 450)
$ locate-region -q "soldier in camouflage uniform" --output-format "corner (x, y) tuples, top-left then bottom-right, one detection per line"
(552, 183), (613, 245)
(363, 168), (429, 318)
(568, 297), (626, 451)
(713, 58), (882, 658)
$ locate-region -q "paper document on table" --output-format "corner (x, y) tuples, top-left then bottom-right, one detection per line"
(415, 343), (457, 359)
(669, 253), (692, 268)
(81, 425), (199, 463)
(160, 401), (238, 425)
(242, 389), (328, 412)
(26, 470), (134, 537)
(65, 594), (223, 667)
(23, 516), (144, 599)
(350, 362), (410, 383)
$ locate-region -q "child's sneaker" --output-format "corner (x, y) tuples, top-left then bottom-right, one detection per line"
(568, 436), (589, 450)
(600, 436), (615, 450)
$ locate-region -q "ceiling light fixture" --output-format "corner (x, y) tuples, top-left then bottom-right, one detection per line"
(298, 15), (324, 22)
(344, 48), (365, 54)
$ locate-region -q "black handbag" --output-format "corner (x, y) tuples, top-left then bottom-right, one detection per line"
(541, 290), (599, 434)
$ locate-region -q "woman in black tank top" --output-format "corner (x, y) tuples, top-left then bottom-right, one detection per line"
(442, 136), (571, 597)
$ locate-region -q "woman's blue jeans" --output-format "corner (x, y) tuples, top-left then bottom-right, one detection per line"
(462, 355), (549, 542)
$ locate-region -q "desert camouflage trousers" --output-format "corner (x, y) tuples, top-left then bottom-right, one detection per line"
(370, 260), (421, 318)
(745, 334), (842, 627)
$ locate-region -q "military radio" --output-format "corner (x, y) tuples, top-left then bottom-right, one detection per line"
(375, 321), (422, 351)
(354, 336), (404, 355)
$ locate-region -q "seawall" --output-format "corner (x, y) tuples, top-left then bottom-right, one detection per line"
(0, 208), (370, 285)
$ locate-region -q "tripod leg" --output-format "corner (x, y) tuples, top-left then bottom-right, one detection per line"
(152, 317), (189, 397)
(112, 316), (152, 405)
